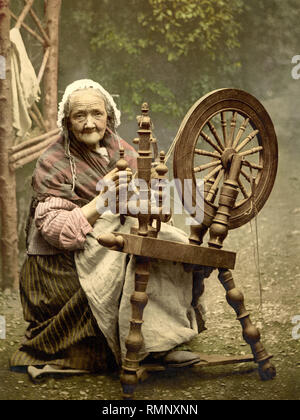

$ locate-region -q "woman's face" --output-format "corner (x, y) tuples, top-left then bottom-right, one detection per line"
(68, 89), (108, 151)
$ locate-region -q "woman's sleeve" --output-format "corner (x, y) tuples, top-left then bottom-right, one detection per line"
(35, 196), (93, 250)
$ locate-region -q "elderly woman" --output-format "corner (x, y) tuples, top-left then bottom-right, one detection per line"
(10, 80), (203, 379)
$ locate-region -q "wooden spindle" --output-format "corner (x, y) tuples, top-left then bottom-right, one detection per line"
(206, 169), (224, 202)
(228, 111), (238, 147)
(116, 147), (128, 171)
(208, 154), (242, 249)
(239, 146), (263, 157)
(203, 164), (223, 182)
(232, 117), (249, 149)
(134, 103), (153, 236)
(200, 131), (223, 154)
(221, 111), (228, 147)
(194, 159), (221, 173)
(207, 120), (224, 151)
(194, 148), (221, 158)
(236, 129), (259, 152)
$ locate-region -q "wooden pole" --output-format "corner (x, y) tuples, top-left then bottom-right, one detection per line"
(28, 4), (51, 46)
(32, 102), (47, 130)
(0, 0), (19, 290)
(9, 10), (45, 45)
(10, 133), (60, 168)
(15, 0), (34, 29)
(9, 128), (60, 154)
(29, 108), (44, 130)
(43, 0), (61, 131)
(37, 47), (50, 85)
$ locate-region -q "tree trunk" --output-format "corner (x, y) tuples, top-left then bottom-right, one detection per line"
(43, 0), (62, 130)
(0, 0), (19, 290)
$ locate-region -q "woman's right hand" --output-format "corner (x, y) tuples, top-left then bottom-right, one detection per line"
(81, 167), (133, 225)
(97, 167), (133, 214)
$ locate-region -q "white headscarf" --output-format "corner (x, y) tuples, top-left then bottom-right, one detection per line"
(57, 79), (121, 132)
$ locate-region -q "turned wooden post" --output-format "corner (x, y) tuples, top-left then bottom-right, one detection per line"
(206, 151), (275, 380)
(120, 256), (150, 399)
(189, 177), (218, 245)
(151, 150), (171, 228)
(208, 152), (242, 249)
(0, 1), (19, 290)
(120, 104), (155, 399)
(218, 269), (275, 379)
(134, 103), (153, 236)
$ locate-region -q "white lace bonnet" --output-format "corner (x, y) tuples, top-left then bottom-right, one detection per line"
(57, 79), (121, 132)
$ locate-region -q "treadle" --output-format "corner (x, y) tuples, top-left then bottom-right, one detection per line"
(192, 353), (254, 366)
(136, 353), (254, 382)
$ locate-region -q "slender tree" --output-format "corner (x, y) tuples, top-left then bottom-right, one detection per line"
(43, 0), (62, 130)
(0, 0), (19, 290)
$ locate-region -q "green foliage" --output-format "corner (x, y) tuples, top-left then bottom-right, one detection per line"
(234, 0), (300, 99)
(59, 0), (299, 126)
(143, 0), (243, 61)
(12, 0), (300, 126)
(60, 0), (244, 123)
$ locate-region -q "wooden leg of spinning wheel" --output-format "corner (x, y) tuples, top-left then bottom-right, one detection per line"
(218, 268), (276, 380)
(120, 256), (150, 399)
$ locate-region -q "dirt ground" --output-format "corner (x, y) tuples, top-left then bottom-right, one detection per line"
(0, 92), (299, 401)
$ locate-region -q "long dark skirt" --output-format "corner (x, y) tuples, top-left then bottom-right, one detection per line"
(10, 253), (116, 372)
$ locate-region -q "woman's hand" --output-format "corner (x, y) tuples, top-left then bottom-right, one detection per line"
(97, 167), (133, 214)
(81, 167), (133, 225)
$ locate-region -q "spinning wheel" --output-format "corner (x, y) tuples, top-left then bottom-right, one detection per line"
(173, 88), (278, 230)
(98, 89), (278, 399)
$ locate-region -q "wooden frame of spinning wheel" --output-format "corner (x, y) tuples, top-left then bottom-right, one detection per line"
(98, 90), (278, 399)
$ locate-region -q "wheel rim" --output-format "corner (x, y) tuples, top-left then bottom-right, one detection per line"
(173, 89), (278, 229)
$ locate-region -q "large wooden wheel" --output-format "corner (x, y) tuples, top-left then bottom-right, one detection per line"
(173, 89), (278, 229)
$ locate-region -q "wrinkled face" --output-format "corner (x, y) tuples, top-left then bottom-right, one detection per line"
(68, 89), (107, 151)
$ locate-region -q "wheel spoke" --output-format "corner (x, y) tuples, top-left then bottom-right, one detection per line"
(200, 131), (223, 154)
(194, 148), (221, 158)
(237, 178), (250, 199)
(228, 111), (238, 147)
(239, 146), (263, 157)
(194, 159), (221, 173)
(207, 121), (225, 151)
(221, 111), (228, 147)
(203, 164), (223, 182)
(232, 117), (250, 149)
(242, 160), (263, 170)
(240, 168), (251, 183)
(235, 129), (259, 152)
(173, 88), (278, 231)
(206, 169), (224, 202)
